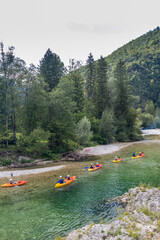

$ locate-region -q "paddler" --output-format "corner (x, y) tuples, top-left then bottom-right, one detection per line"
(9, 179), (14, 184)
(115, 156), (118, 160)
(66, 175), (70, 180)
(58, 176), (64, 184)
(95, 163), (99, 167)
(132, 152), (136, 157)
(90, 163), (94, 169)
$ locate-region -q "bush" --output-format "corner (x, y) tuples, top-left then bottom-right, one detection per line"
(0, 157), (12, 166)
(76, 116), (93, 145)
(16, 128), (49, 156)
(20, 158), (32, 164)
(140, 113), (154, 128)
(100, 109), (116, 143)
(116, 131), (128, 142)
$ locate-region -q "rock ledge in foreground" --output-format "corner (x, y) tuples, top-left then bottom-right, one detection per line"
(66, 187), (160, 240)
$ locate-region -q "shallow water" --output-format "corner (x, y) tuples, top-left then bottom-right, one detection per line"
(0, 147), (160, 240)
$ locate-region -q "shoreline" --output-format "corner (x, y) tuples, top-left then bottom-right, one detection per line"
(0, 128), (160, 179)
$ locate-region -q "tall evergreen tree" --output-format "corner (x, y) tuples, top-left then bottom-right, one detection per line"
(39, 49), (65, 91)
(85, 53), (96, 101)
(0, 43), (15, 148)
(95, 56), (110, 118)
(114, 60), (130, 141)
(114, 60), (129, 118)
(68, 59), (84, 113)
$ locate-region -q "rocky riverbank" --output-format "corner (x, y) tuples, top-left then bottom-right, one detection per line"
(66, 187), (160, 240)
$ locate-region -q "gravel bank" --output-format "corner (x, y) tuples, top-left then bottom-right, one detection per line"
(80, 142), (133, 156)
(0, 165), (66, 179)
(141, 128), (160, 135)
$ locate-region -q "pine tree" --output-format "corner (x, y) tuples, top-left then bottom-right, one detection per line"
(68, 59), (84, 113)
(0, 43), (15, 148)
(39, 49), (65, 91)
(114, 60), (130, 141)
(114, 60), (129, 118)
(85, 53), (96, 101)
(95, 56), (110, 118)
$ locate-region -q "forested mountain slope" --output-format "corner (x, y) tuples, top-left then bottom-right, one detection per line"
(105, 27), (160, 107)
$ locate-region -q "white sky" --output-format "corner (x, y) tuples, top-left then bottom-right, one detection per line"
(0, 0), (160, 67)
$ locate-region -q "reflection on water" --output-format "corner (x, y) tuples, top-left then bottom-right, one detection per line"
(0, 151), (160, 240)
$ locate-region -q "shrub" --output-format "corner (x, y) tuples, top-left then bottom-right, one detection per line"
(16, 128), (49, 156)
(0, 157), (12, 166)
(100, 109), (116, 143)
(76, 116), (93, 145)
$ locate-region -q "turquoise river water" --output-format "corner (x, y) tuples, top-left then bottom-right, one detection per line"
(0, 152), (160, 240)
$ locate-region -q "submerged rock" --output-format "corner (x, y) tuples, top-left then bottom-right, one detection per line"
(66, 187), (160, 240)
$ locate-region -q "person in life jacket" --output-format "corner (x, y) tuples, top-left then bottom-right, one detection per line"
(132, 152), (136, 157)
(66, 175), (70, 180)
(58, 176), (64, 184)
(9, 179), (14, 184)
(115, 156), (118, 160)
(90, 163), (94, 169)
(95, 163), (99, 167)
(139, 152), (142, 156)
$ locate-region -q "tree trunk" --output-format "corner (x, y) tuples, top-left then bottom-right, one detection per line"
(5, 79), (8, 149)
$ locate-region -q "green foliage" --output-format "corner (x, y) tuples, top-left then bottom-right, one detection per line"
(76, 116), (93, 145)
(0, 157), (12, 166)
(85, 53), (96, 102)
(105, 27), (160, 108)
(20, 158), (32, 164)
(100, 109), (116, 143)
(67, 59), (85, 113)
(16, 128), (49, 156)
(39, 48), (65, 91)
(145, 100), (155, 115)
(95, 56), (110, 118)
(140, 113), (154, 128)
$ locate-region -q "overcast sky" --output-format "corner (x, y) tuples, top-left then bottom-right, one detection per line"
(0, 0), (160, 67)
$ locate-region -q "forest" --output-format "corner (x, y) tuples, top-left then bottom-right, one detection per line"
(0, 27), (160, 159)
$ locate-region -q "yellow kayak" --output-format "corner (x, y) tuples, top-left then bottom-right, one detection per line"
(112, 158), (123, 163)
(88, 164), (102, 172)
(55, 176), (76, 188)
(132, 154), (145, 159)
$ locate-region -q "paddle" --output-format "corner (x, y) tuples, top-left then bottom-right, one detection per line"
(11, 173), (16, 184)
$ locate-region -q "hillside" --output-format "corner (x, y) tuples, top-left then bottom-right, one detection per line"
(105, 27), (160, 107)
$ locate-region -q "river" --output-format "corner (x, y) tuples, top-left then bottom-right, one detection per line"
(0, 142), (160, 240)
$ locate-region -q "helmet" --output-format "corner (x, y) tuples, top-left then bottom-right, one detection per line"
(97, 163), (98, 164)
(10, 179), (12, 181)
(91, 163), (93, 165)
(60, 176), (62, 178)
(67, 175), (70, 177)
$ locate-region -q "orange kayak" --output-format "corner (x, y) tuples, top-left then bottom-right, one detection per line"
(132, 154), (145, 159)
(1, 181), (28, 187)
(55, 176), (76, 188)
(112, 158), (123, 163)
(88, 164), (102, 172)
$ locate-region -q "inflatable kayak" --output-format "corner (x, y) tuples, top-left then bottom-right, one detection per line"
(132, 154), (145, 159)
(112, 158), (123, 163)
(55, 176), (76, 188)
(1, 181), (27, 188)
(88, 164), (102, 172)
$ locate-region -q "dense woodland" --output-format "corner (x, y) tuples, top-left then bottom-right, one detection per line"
(0, 27), (160, 159)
